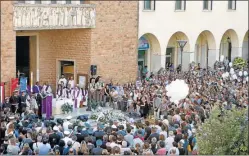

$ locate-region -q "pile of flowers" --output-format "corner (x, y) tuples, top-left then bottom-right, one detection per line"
(89, 114), (98, 120)
(61, 102), (73, 114)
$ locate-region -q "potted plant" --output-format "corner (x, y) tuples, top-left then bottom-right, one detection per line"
(61, 102), (73, 114)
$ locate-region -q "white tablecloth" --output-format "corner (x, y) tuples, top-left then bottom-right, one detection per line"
(52, 98), (88, 115)
(52, 98), (73, 115)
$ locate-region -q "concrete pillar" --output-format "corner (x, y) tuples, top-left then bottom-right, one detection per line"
(41, 0), (51, 4)
(208, 49), (219, 68)
(72, 0), (80, 4)
(160, 55), (166, 69)
(25, 0), (35, 4)
(57, 0), (66, 4)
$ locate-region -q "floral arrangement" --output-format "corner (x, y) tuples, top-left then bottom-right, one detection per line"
(90, 114), (98, 120)
(98, 117), (106, 123)
(61, 102), (73, 114)
(233, 57), (247, 69)
(88, 99), (99, 110)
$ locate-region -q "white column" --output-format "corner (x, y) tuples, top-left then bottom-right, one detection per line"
(72, 0), (80, 4)
(25, 0), (35, 4)
(41, 0), (51, 4)
(147, 49), (151, 72)
(160, 55), (166, 69)
(57, 0), (66, 4)
(208, 49), (218, 68)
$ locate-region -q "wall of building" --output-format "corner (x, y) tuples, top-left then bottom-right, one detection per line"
(38, 29), (92, 90)
(1, 1), (16, 95)
(90, 1), (139, 83)
(139, 1), (248, 70)
(1, 1), (139, 96)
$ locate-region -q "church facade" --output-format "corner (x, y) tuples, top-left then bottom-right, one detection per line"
(1, 1), (138, 95)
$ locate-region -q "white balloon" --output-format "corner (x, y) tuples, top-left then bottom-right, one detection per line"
(230, 68), (234, 72)
(246, 77), (248, 82)
(232, 74), (237, 80)
(230, 70), (234, 75)
(239, 71), (243, 76)
(166, 79), (189, 102)
(225, 72), (229, 77)
(229, 62), (233, 67)
(244, 71), (248, 76)
(222, 73), (226, 78)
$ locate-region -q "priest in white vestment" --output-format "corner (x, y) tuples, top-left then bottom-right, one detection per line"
(58, 74), (67, 87)
(42, 82), (53, 97)
(68, 76), (75, 89)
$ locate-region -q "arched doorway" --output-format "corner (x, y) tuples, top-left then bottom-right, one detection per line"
(195, 30), (216, 68)
(242, 30), (248, 61)
(219, 29), (239, 62)
(138, 33), (161, 77)
(166, 31), (190, 70)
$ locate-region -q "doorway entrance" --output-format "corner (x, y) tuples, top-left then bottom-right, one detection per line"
(138, 50), (146, 78)
(165, 47), (174, 68)
(57, 60), (75, 87)
(16, 36), (30, 82)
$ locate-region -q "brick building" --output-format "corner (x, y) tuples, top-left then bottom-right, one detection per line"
(1, 1), (138, 95)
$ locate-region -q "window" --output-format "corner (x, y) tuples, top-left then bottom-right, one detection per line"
(203, 0), (212, 10)
(17, 0), (25, 3)
(144, 0), (155, 10)
(66, 0), (71, 4)
(80, 0), (84, 4)
(35, 0), (41, 4)
(228, 0), (236, 10)
(51, 0), (57, 4)
(175, 0), (186, 11)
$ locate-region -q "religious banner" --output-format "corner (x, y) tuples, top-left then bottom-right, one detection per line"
(138, 36), (150, 50)
(20, 77), (27, 92)
(11, 78), (19, 94)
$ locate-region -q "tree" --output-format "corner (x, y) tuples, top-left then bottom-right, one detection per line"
(197, 107), (248, 155)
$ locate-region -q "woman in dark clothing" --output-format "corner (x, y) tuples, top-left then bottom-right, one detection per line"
(104, 84), (110, 106)
(58, 140), (65, 155)
(141, 99), (150, 119)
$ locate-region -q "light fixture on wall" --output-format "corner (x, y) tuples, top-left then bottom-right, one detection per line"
(177, 40), (187, 70)
(227, 37), (231, 43)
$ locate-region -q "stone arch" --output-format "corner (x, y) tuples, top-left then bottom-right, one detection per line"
(138, 33), (161, 74)
(242, 30), (248, 60)
(219, 29), (239, 62)
(166, 31), (190, 70)
(195, 30), (216, 68)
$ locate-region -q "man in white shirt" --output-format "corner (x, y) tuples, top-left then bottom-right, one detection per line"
(71, 135), (81, 151)
(109, 135), (121, 149)
(62, 131), (73, 148)
(42, 82), (52, 96)
(63, 116), (72, 131)
(68, 77), (75, 89)
(165, 131), (175, 151)
(111, 88), (119, 109)
(58, 74), (67, 87)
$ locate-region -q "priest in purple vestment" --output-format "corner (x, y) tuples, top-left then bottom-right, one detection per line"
(32, 81), (42, 94)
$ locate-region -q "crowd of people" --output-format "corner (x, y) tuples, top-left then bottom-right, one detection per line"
(0, 60), (248, 155)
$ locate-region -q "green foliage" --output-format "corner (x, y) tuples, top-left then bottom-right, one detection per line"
(233, 57), (247, 69)
(90, 114), (98, 120)
(89, 100), (98, 110)
(61, 103), (73, 114)
(197, 107), (248, 155)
